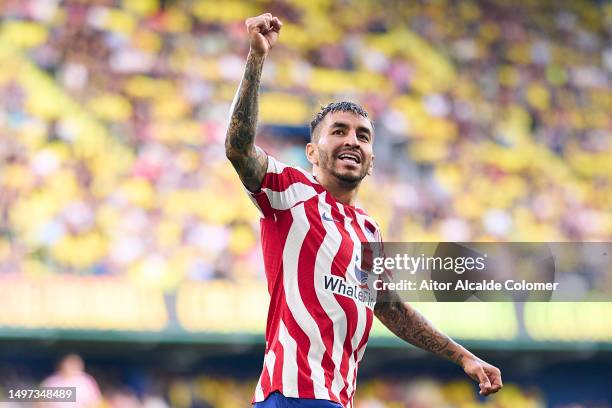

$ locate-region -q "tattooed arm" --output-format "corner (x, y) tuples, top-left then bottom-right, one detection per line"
(225, 13), (282, 192)
(225, 50), (268, 192)
(374, 290), (503, 396)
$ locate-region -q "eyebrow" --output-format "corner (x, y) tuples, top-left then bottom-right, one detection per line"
(330, 121), (372, 137)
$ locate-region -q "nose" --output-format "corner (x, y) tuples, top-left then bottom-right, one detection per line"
(344, 130), (359, 146)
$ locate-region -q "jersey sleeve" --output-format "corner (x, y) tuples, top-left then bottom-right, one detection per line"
(245, 154), (320, 218)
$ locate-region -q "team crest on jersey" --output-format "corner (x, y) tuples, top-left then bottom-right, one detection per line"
(353, 254), (369, 289)
(364, 227), (376, 241)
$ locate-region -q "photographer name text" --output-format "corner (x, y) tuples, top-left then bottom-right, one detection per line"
(374, 279), (560, 292)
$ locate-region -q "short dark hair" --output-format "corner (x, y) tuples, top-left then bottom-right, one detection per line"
(310, 101), (372, 142)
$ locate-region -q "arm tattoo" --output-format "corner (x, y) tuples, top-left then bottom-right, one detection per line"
(225, 51), (268, 192)
(374, 292), (465, 366)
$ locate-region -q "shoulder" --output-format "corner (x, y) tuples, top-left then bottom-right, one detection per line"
(353, 208), (382, 241)
(353, 207), (376, 224)
(262, 155), (322, 193)
(265, 155), (319, 184)
(248, 155), (324, 216)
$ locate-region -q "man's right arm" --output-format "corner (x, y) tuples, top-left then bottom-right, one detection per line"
(225, 13), (282, 192)
(225, 51), (268, 192)
(374, 289), (503, 396)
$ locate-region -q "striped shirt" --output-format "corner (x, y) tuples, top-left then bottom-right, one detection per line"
(248, 155), (382, 408)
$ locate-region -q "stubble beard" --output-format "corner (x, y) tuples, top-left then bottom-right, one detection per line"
(319, 150), (368, 188)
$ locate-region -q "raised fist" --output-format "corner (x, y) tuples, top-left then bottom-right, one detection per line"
(245, 13), (282, 56)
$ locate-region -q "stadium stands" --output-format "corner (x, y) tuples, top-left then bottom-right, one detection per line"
(0, 367), (549, 408)
(0, 0), (611, 406)
(1, 0), (610, 288)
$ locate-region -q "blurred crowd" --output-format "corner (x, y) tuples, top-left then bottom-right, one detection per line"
(160, 376), (554, 408)
(4, 350), (612, 407)
(0, 0), (611, 288)
(0, 353), (586, 408)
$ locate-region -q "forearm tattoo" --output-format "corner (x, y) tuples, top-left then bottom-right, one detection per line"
(374, 293), (464, 366)
(225, 51), (268, 192)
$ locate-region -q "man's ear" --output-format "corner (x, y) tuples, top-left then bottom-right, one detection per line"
(367, 154), (374, 176)
(306, 142), (318, 166)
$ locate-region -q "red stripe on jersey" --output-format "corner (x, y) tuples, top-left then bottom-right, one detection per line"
(262, 167), (324, 193)
(298, 198), (341, 401)
(260, 361), (272, 394)
(253, 191), (274, 217)
(260, 216), (285, 331)
(352, 310), (373, 391)
(259, 212), (291, 397)
(346, 209), (375, 392)
(283, 311), (315, 396)
(271, 331), (285, 392)
(273, 207), (316, 398)
(325, 194), (359, 406)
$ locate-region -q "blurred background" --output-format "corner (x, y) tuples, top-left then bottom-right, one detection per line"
(0, 0), (611, 407)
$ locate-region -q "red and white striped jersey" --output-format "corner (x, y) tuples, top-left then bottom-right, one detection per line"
(247, 155), (382, 408)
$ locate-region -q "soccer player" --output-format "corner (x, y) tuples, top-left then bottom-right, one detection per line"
(225, 13), (503, 408)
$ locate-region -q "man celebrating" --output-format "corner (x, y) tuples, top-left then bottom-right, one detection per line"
(225, 13), (503, 408)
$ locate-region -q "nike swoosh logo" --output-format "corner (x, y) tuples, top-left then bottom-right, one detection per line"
(322, 213), (342, 223)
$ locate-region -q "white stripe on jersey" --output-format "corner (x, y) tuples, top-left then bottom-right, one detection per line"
(265, 350), (276, 388)
(245, 156), (319, 214)
(254, 347), (277, 401)
(314, 193), (349, 400)
(279, 320), (299, 396)
(283, 204), (330, 400)
(261, 184), (318, 211)
(266, 156), (318, 183)
(336, 203), (369, 400)
(254, 374), (264, 401)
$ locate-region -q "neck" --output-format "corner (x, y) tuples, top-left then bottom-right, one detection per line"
(314, 170), (360, 206)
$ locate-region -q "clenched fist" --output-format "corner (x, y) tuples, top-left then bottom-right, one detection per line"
(462, 357), (503, 396)
(245, 13), (282, 56)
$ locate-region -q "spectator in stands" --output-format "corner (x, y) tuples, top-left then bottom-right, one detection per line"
(40, 354), (102, 407)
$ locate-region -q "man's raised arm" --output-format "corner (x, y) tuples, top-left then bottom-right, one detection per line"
(374, 290), (503, 396)
(225, 13), (282, 192)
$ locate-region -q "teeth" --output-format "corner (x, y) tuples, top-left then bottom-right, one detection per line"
(339, 154), (359, 163)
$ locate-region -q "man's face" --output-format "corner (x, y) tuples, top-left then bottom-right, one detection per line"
(308, 111), (374, 186)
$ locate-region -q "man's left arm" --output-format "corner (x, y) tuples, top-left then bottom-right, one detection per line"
(374, 290), (503, 396)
